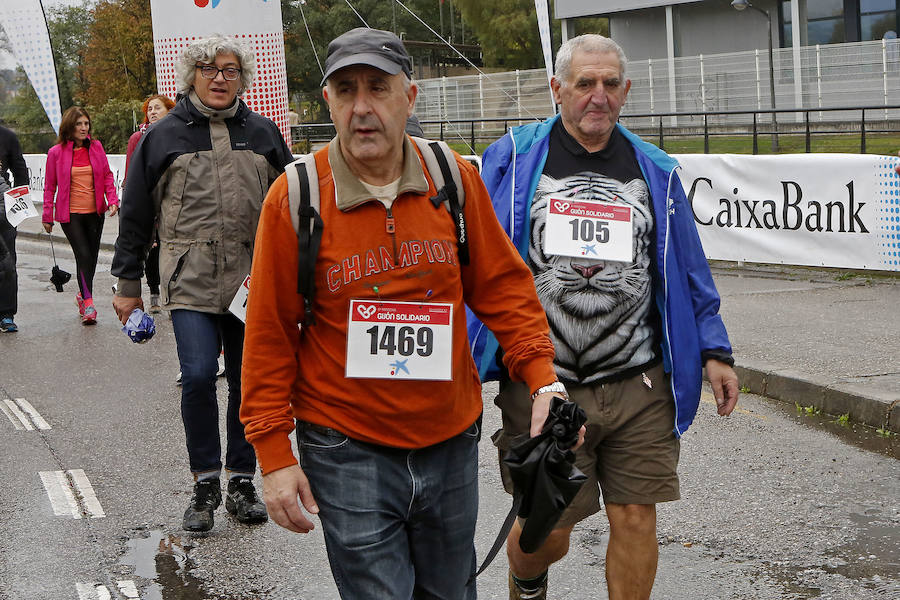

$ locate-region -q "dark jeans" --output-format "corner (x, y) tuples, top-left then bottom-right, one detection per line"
(297, 421), (480, 599)
(60, 212), (104, 300)
(170, 309), (256, 475)
(0, 190), (16, 318)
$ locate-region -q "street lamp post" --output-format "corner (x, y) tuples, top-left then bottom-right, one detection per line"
(732, 0), (779, 151)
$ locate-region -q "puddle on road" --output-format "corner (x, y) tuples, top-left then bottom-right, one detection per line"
(763, 398), (898, 459)
(119, 529), (216, 600)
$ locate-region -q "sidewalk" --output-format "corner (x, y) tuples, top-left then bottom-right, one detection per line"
(16, 215), (900, 433)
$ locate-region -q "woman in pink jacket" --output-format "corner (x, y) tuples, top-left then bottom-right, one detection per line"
(42, 106), (119, 324)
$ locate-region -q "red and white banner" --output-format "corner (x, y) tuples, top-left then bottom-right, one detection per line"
(149, 0), (289, 143)
(675, 153), (900, 272)
(0, 0), (62, 133)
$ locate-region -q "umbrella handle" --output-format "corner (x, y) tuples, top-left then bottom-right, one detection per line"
(47, 231), (58, 264)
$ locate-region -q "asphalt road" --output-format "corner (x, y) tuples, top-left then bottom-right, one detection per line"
(0, 239), (898, 600)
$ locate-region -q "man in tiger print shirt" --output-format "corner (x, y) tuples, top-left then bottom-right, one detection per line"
(472, 34), (740, 600)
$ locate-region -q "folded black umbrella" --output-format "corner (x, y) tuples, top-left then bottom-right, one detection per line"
(471, 396), (587, 582)
(47, 234), (71, 292)
(504, 396), (588, 553)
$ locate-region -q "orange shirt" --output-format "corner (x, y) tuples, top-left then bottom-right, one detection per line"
(241, 141), (557, 475)
(69, 147), (95, 214)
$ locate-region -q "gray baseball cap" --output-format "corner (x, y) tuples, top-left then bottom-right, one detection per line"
(321, 27), (412, 85)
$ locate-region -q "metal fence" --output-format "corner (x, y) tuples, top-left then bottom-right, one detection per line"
(411, 39), (900, 135)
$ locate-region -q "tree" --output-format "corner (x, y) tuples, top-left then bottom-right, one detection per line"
(281, 0), (459, 119)
(454, 0), (607, 69)
(81, 0), (156, 109)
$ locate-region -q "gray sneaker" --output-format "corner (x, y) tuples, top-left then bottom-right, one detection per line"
(183, 479), (222, 532)
(225, 477), (268, 524)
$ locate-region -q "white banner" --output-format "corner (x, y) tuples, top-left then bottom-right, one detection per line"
(149, 0), (289, 143)
(675, 153), (900, 271)
(0, 0), (62, 133)
(534, 0), (556, 113)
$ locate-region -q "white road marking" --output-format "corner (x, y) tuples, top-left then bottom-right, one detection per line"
(40, 471), (80, 518)
(39, 470), (105, 518)
(1, 398), (51, 430)
(75, 581), (139, 599)
(117, 580), (140, 598)
(2, 398), (31, 430)
(69, 469), (106, 518)
(15, 398), (51, 429)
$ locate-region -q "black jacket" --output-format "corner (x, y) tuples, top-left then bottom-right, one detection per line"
(0, 125), (28, 188)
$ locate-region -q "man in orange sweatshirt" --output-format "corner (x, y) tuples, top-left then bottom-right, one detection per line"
(240, 28), (572, 598)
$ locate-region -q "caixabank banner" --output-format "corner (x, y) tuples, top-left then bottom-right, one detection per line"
(675, 153), (900, 272)
(149, 0), (289, 143)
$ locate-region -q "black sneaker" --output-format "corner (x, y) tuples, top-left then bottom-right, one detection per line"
(182, 479), (222, 532)
(225, 477), (268, 524)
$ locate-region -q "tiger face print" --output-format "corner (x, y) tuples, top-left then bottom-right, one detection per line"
(530, 172), (657, 383)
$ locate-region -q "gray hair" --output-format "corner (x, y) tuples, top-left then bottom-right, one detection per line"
(555, 34), (627, 84)
(175, 34), (256, 95)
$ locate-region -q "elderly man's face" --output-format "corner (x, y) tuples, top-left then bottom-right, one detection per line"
(323, 66), (416, 177)
(551, 49), (631, 152)
(193, 51), (242, 110)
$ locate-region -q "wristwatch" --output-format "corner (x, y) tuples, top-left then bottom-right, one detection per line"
(531, 381), (569, 401)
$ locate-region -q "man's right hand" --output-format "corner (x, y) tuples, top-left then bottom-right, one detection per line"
(262, 464), (320, 534)
(112, 295), (143, 325)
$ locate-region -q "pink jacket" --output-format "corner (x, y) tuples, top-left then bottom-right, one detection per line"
(42, 138), (119, 224)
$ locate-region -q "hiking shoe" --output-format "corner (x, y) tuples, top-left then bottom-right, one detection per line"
(225, 477), (268, 524)
(149, 294), (161, 313)
(0, 317), (17, 333)
(81, 306), (97, 325)
(183, 479), (222, 532)
(75, 293), (85, 316)
(509, 571), (547, 600)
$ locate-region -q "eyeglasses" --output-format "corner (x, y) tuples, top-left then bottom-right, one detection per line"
(195, 65), (242, 81)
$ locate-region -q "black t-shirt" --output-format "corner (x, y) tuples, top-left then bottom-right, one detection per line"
(543, 119), (644, 185)
(531, 120), (660, 384)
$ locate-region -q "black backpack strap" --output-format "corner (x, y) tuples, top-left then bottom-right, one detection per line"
(286, 155), (322, 325)
(411, 137), (470, 266)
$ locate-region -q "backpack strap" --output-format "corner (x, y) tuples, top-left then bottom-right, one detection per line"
(410, 136), (469, 266)
(286, 154), (323, 325)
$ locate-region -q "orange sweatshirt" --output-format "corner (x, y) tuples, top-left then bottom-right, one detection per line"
(241, 137), (556, 475)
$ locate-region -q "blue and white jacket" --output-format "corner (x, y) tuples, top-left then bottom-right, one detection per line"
(468, 115), (733, 436)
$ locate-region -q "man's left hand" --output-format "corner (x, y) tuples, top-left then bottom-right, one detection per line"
(706, 359), (739, 416)
(530, 392), (586, 450)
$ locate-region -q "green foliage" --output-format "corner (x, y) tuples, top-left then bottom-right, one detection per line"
(835, 413), (850, 427)
(875, 428), (895, 438)
(89, 98), (143, 154)
(455, 0), (607, 69)
(282, 0), (452, 118)
(3, 73), (57, 152)
(46, 2), (94, 108)
(740, 385), (751, 394)
(794, 402), (821, 417)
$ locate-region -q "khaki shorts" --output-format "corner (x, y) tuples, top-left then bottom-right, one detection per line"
(492, 362), (680, 529)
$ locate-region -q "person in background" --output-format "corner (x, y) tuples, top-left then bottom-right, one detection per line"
(124, 94), (175, 313)
(42, 107), (119, 325)
(0, 124), (28, 333)
(111, 35), (293, 533)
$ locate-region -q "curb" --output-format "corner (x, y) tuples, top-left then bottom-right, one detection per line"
(732, 364), (899, 433)
(18, 230), (117, 253)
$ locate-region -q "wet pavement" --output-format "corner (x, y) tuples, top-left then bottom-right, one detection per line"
(1, 231), (897, 599)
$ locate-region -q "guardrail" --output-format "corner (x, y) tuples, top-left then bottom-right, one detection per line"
(293, 104), (900, 155)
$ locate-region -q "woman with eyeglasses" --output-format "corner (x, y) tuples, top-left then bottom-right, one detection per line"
(42, 106), (119, 325)
(123, 94), (175, 313)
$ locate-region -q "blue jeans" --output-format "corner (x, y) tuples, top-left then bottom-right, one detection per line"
(297, 420), (480, 600)
(171, 309), (255, 475)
